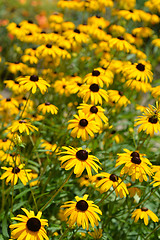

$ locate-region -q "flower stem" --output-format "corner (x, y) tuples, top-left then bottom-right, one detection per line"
(40, 169), (74, 211)
(144, 224), (160, 240)
(19, 91), (32, 119)
(59, 227), (70, 240)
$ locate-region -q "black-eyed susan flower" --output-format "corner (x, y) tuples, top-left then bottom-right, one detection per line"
(134, 103), (160, 137)
(132, 27), (153, 38)
(108, 90), (131, 107)
(78, 83), (108, 105)
(77, 103), (108, 127)
(123, 62), (153, 82)
(0, 97), (19, 110)
(125, 79), (151, 93)
(0, 138), (13, 151)
(84, 68), (113, 88)
(60, 194), (102, 230)
(53, 78), (70, 96)
(8, 119), (38, 135)
(115, 149), (152, 182)
(95, 172), (129, 198)
(10, 208), (49, 240)
(88, 228), (103, 239)
(63, 28), (88, 44)
(131, 208), (159, 225)
(4, 80), (25, 94)
(68, 110), (100, 141)
(109, 36), (133, 53)
(59, 146), (101, 177)
(37, 102), (58, 115)
(66, 75), (84, 94)
(1, 164), (31, 185)
(78, 175), (91, 187)
(117, 9), (142, 21)
(5, 62), (26, 74)
(17, 75), (50, 94)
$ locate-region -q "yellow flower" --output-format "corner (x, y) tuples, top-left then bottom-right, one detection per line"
(60, 194), (102, 230)
(132, 208), (159, 225)
(95, 172), (129, 198)
(109, 36), (133, 53)
(18, 75), (50, 94)
(123, 62), (153, 83)
(8, 119), (38, 135)
(1, 164), (31, 185)
(10, 208), (49, 240)
(68, 110), (100, 141)
(78, 83), (108, 105)
(37, 102), (58, 115)
(108, 90), (131, 107)
(77, 103), (108, 127)
(115, 149), (152, 182)
(58, 146), (101, 177)
(134, 103), (160, 137)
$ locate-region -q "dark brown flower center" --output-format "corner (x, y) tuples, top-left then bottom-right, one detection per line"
(109, 174), (119, 182)
(131, 152), (139, 158)
(12, 167), (20, 174)
(79, 119), (88, 127)
(131, 152), (141, 164)
(30, 75), (39, 82)
(111, 130), (116, 134)
(96, 15), (101, 18)
(117, 36), (124, 40)
(74, 29), (80, 34)
(90, 84), (99, 92)
(76, 200), (88, 211)
(19, 120), (27, 124)
(85, 176), (89, 180)
(2, 138), (7, 142)
(6, 98), (11, 102)
(28, 20), (33, 24)
(141, 207), (148, 212)
(76, 150), (88, 161)
(15, 81), (19, 84)
(16, 24), (21, 28)
(92, 70), (100, 76)
(77, 82), (82, 86)
(136, 63), (145, 71)
(26, 217), (41, 232)
(97, 177), (102, 180)
(59, 46), (64, 50)
(119, 91), (123, 96)
(46, 44), (52, 48)
(45, 102), (51, 106)
(148, 116), (158, 124)
(129, 10), (133, 13)
(90, 106), (98, 114)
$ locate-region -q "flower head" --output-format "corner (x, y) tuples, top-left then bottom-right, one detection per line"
(10, 208), (49, 240)
(60, 194), (102, 230)
(115, 149), (152, 182)
(78, 83), (108, 105)
(132, 207), (159, 225)
(95, 172), (129, 198)
(8, 119), (38, 135)
(1, 164), (31, 185)
(37, 102), (58, 115)
(134, 103), (160, 137)
(59, 146), (101, 177)
(68, 110), (100, 141)
(17, 75), (50, 94)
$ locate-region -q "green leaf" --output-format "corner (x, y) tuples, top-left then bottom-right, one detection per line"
(2, 217), (9, 238)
